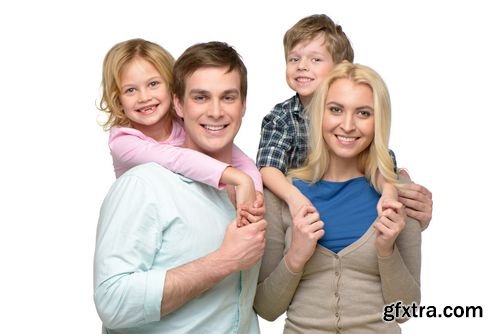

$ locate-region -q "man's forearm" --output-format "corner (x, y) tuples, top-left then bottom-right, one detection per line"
(160, 250), (235, 316)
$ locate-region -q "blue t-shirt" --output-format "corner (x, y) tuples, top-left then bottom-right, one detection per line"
(293, 177), (380, 253)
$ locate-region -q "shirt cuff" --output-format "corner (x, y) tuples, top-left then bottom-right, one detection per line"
(144, 269), (167, 323)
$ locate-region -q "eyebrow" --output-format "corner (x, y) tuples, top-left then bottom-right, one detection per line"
(326, 101), (374, 110)
(188, 88), (240, 96)
(120, 76), (162, 89)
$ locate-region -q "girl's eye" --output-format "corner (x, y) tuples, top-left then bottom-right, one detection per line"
(150, 80), (160, 87)
(125, 88), (135, 94)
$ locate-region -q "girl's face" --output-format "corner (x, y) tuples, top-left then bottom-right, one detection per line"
(322, 78), (375, 164)
(119, 57), (171, 139)
(286, 33), (335, 106)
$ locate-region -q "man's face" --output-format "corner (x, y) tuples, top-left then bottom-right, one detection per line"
(174, 66), (246, 161)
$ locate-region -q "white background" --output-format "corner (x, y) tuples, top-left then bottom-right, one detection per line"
(1, 0), (498, 332)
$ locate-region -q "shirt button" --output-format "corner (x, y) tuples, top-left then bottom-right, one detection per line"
(335, 292), (339, 297)
(335, 312), (339, 317)
(335, 271), (339, 276)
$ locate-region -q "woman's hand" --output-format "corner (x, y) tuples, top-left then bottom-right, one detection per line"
(285, 205), (324, 273)
(373, 200), (406, 257)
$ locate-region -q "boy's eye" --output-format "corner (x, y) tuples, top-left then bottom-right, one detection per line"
(312, 58), (322, 63)
(288, 57), (299, 63)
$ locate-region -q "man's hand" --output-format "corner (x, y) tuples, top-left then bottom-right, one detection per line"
(216, 218), (267, 272)
(398, 170), (433, 230)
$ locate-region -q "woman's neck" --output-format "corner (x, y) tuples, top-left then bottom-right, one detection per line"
(322, 156), (363, 182)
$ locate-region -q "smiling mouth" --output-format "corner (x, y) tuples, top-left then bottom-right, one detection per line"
(203, 124), (228, 131)
(336, 135), (357, 143)
(295, 77), (313, 83)
(136, 104), (159, 114)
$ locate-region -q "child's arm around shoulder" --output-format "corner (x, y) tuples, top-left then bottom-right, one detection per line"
(260, 167), (313, 219)
(109, 126), (229, 188)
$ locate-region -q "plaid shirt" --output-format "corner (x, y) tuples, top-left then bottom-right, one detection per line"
(256, 94), (398, 174)
(257, 94), (309, 174)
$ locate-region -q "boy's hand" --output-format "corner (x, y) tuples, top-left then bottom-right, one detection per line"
(377, 182), (399, 217)
(286, 187), (314, 219)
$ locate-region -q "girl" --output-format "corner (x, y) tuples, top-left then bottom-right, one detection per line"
(254, 62), (421, 333)
(98, 39), (263, 223)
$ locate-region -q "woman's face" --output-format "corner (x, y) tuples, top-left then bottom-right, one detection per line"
(322, 78), (375, 162)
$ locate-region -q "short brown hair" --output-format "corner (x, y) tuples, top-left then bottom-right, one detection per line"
(284, 14), (354, 64)
(173, 41), (247, 102)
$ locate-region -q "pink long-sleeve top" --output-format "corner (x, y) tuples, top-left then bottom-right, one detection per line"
(109, 120), (263, 192)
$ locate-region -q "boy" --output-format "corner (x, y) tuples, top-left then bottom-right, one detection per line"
(257, 14), (432, 228)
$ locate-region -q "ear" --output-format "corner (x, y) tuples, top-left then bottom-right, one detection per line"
(241, 99), (247, 117)
(173, 95), (184, 118)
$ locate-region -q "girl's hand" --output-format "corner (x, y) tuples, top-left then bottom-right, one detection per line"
(373, 200), (406, 257)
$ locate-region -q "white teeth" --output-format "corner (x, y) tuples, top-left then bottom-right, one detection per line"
(138, 105), (156, 113)
(204, 125), (225, 131)
(337, 136), (355, 142)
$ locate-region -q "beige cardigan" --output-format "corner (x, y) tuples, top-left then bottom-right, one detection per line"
(254, 189), (421, 334)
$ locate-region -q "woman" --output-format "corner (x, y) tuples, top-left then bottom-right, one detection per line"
(254, 62), (421, 333)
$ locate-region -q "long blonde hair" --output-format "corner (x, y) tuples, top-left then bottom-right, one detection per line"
(98, 38), (176, 130)
(289, 62), (400, 192)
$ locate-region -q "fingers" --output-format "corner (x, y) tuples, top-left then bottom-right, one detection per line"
(239, 210), (259, 225)
(374, 212), (405, 236)
(294, 204), (318, 218)
(379, 199), (405, 215)
(253, 191), (264, 208)
(399, 183), (433, 201)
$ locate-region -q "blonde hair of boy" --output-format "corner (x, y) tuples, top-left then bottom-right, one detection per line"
(283, 14), (354, 64)
(98, 38), (176, 130)
(289, 62), (400, 192)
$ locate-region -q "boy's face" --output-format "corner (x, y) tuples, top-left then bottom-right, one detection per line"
(174, 66), (246, 162)
(286, 34), (335, 106)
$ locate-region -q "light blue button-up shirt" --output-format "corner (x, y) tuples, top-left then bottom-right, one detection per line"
(94, 163), (260, 334)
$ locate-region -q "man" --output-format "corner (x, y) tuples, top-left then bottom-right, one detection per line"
(94, 41), (265, 333)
